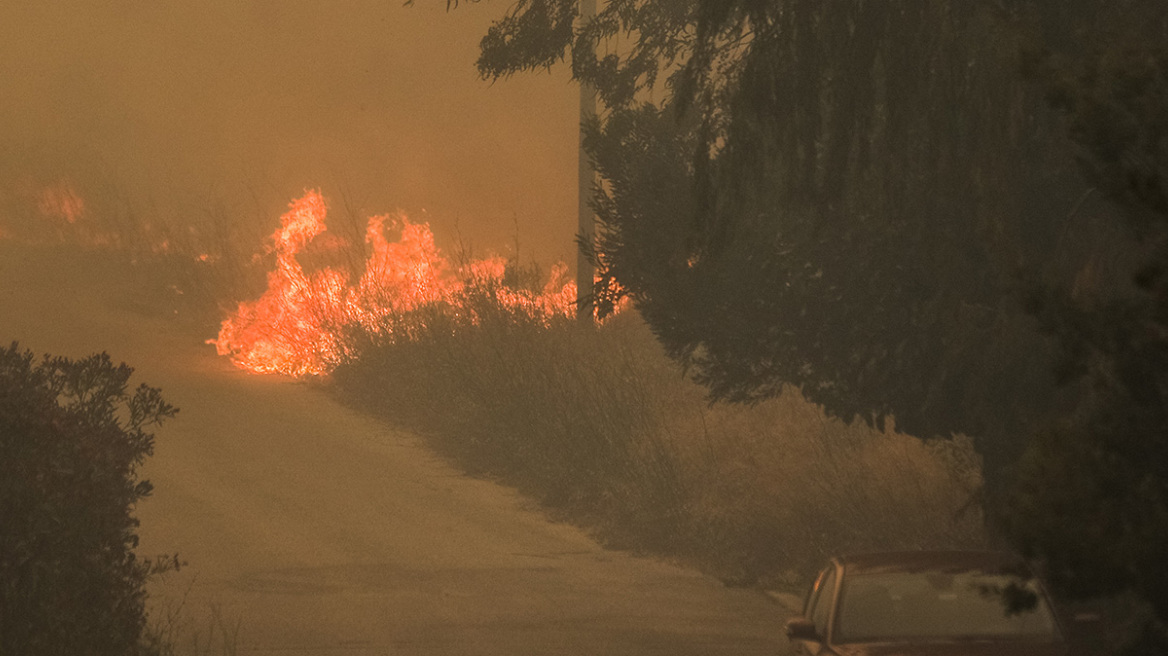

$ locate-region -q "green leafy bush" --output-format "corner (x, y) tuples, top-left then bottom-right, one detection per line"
(0, 343), (176, 656)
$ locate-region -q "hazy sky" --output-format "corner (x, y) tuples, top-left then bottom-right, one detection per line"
(1, 0), (581, 262)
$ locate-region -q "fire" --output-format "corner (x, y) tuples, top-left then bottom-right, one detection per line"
(212, 191), (582, 376)
(2, 178), (92, 244)
(36, 180), (86, 225)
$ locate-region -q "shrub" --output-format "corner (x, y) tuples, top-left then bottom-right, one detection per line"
(0, 343), (176, 656)
(331, 289), (985, 587)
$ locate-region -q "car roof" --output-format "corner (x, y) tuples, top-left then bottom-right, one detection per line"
(835, 550), (1032, 576)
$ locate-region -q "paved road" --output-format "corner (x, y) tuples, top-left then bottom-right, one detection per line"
(1, 246), (789, 655)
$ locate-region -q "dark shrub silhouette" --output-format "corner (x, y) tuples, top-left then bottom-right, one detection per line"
(0, 343), (176, 656)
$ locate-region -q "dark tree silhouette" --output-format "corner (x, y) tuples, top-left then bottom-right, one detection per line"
(440, 6), (1168, 629)
(1005, 36), (1168, 646)
(1, 343), (177, 656)
(449, 0), (1126, 496)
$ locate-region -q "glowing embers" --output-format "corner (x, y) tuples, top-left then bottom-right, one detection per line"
(212, 190), (579, 376)
(37, 180), (86, 225)
(2, 178), (97, 245)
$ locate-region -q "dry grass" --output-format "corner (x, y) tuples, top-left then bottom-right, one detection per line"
(2, 172), (987, 589)
(330, 297), (987, 589)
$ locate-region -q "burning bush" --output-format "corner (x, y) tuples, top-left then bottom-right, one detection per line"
(212, 190), (578, 377)
(214, 190), (985, 586)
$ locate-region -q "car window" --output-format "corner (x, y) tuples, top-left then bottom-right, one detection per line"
(810, 567), (838, 637)
(833, 570), (1059, 643)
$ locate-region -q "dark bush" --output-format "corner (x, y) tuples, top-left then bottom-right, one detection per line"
(0, 342), (176, 656)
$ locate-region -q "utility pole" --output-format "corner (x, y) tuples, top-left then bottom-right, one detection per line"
(576, 0), (597, 323)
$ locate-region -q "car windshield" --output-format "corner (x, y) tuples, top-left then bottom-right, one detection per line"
(833, 569), (1060, 643)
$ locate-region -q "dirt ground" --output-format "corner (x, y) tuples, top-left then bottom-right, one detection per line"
(0, 245), (789, 655)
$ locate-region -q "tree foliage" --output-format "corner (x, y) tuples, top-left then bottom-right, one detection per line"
(0, 343), (177, 656)
(1004, 36), (1168, 639)
(440, 0), (1168, 638)
(449, 0), (1126, 486)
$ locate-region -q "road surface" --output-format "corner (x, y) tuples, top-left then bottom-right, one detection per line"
(0, 246), (789, 655)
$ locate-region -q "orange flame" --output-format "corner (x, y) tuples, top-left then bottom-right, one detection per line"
(3, 178), (93, 244)
(37, 181), (86, 225)
(212, 191), (581, 376)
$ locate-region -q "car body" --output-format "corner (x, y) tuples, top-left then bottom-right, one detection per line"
(785, 551), (1068, 656)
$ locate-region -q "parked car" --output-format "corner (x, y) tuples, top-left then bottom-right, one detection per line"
(785, 551), (1068, 655)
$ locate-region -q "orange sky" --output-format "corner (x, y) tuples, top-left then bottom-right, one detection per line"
(0, 0), (581, 263)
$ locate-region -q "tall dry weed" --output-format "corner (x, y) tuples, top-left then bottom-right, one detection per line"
(332, 296), (987, 588)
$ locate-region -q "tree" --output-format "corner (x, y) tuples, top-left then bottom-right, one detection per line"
(450, 0), (1128, 497)
(1004, 35), (1168, 646)
(1, 343), (177, 656)
(447, 0), (1168, 639)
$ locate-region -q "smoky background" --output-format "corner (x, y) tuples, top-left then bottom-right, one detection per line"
(0, 0), (580, 265)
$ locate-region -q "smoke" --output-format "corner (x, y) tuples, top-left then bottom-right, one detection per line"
(0, 0), (579, 261)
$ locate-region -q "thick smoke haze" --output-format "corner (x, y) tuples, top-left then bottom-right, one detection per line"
(1, 0), (580, 262)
